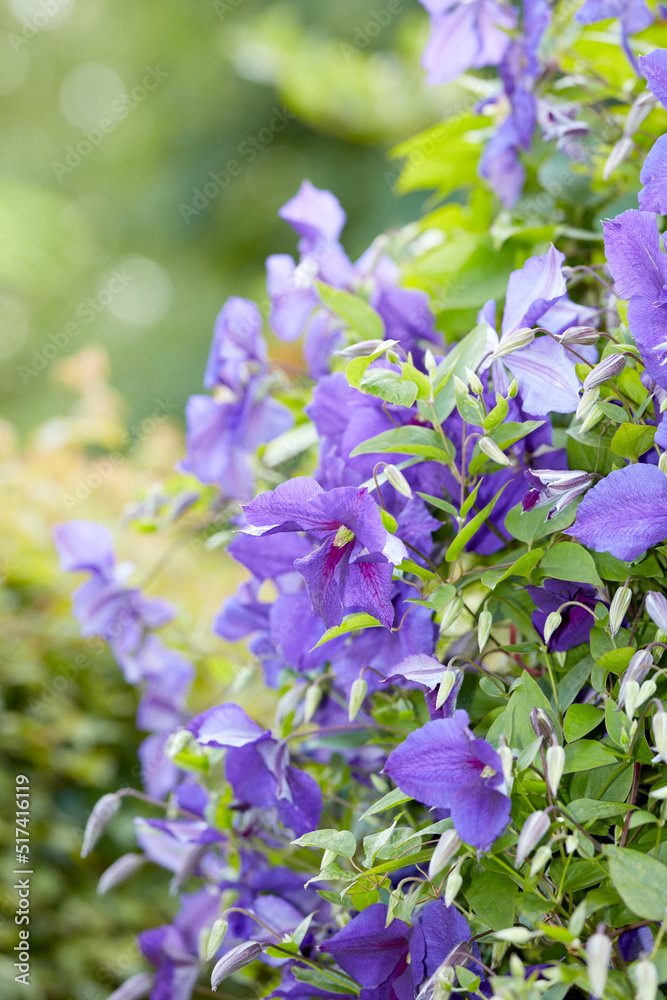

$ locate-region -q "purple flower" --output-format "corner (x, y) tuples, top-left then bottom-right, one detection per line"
(522, 468), (592, 517)
(575, 0), (653, 70)
(384, 709), (511, 850)
(242, 477), (404, 628)
(385, 653), (463, 719)
(203, 296), (266, 393)
(138, 888), (220, 1000)
(527, 580), (599, 652)
(638, 49), (667, 212)
(603, 210), (667, 392)
(570, 464), (667, 561)
(419, 0), (517, 86)
(179, 379), (293, 501)
(188, 703), (322, 836)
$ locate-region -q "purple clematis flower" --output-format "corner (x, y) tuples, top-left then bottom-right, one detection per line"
(603, 209), (667, 391)
(203, 296), (267, 393)
(480, 245), (593, 414)
(575, 0), (653, 71)
(188, 703), (322, 836)
(419, 0), (517, 86)
(527, 579), (599, 652)
(179, 378), (293, 501)
(638, 49), (667, 213)
(522, 468), (592, 518)
(242, 477), (405, 628)
(570, 464), (667, 561)
(384, 709), (511, 850)
(385, 653), (463, 719)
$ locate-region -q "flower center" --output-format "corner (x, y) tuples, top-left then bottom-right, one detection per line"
(333, 526), (355, 547)
(480, 765), (496, 779)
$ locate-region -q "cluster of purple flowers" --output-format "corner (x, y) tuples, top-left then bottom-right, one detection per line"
(52, 7), (667, 1000)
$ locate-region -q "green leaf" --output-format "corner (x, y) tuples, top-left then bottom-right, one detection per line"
(504, 501), (577, 545)
(316, 281), (384, 341)
(598, 400), (629, 423)
(432, 324), (488, 421)
(557, 654), (593, 712)
(539, 542), (602, 586)
(292, 829), (357, 859)
(593, 550), (661, 581)
(360, 368), (418, 407)
(460, 479), (482, 518)
(421, 583), (456, 612)
(351, 426), (454, 463)
(596, 646), (636, 675)
(563, 739), (618, 773)
(549, 859), (603, 891)
(610, 423), (656, 461)
(292, 965), (361, 996)
(465, 869), (516, 930)
(345, 340), (400, 389)
(305, 862), (355, 886)
(380, 509), (397, 533)
(314, 614), (383, 648)
(567, 799), (629, 824)
(456, 967), (481, 992)
(563, 704), (604, 742)
(418, 492), (458, 518)
(481, 549), (543, 591)
(605, 845), (667, 920)
(359, 787), (413, 820)
(401, 362), (432, 401)
(486, 672), (560, 750)
(446, 484), (507, 562)
(483, 394), (509, 433)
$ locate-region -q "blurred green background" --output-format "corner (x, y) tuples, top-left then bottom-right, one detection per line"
(0, 2), (455, 998)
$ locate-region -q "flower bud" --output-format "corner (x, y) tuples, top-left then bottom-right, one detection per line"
(489, 327), (535, 361)
(515, 810), (550, 868)
(81, 791), (123, 858)
(444, 861), (463, 907)
(582, 353), (626, 391)
(507, 377), (519, 397)
(531, 707), (557, 743)
(167, 729), (193, 758)
(649, 784), (667, 799)
(425, 349), (437, 375)
(453, 375), (471, 398)
(465, 366), (484, 396)
(634, 957), (658, 1000)
(206, 918), (229, 961)
(494, 927), (536, 944)
(498, 736), (514, 789)
(491, 941), (508, 966)
(543, 611), (562, 645)
(579, 403), (605, 434)
(478, 607), (493, 652)
(529, 844), (552, 877)
(609, 586), (632, 637)
(436, 667), (459, 709)
(646, 592), (667, 633)
(586, 925), (611, 999)
(565, 833), (578, 854)
(212, 942), (263, 989)
(655, 629), (667, 662)
(384, 464), (413, 499)
(576, 387), (600, 421)
(603, 135), (635, 181)
(107, 973), (154, 1000)
(652, 705), (667, 762)
(546, 739), (565, 797)
(660, 452), (667, 475)
(348, 677), (368, 721)
(623, 680), (640, 720)
(428, 829), (462, 879)
(619, 649), (653, 709)
(439, 596), (464, 632)
(336, 339), (385, 358)
(560, 325), (600, 346)
(304, 684), (323, 723)
(479, 436), (513, 467)
(638, 678), (657, 707)
(509, 954), (525, 979)
(98, 853), (145, 895)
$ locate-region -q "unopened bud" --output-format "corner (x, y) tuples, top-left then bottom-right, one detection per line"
(576, 387), (600, 421)
(531, 707), (557, 743)
(507, 377), (519, 397)
(646, 592), (667, 633)
(479, 436), (512, 467)
(81, 791), (123, 859)
(603, 135), (635, 180)
(655, 630), (667, 661)
(429, 829), (462, 879)
(543, 611), (562, 644)
(659, 453), (667, 475)
(561, 325), (600, 346)
(583, 353), (626, 391)
(530, 844), (552, 876)
(498, 736), (514, 788)
(546, 739), (565, 797)
(609, 586), (632, 637)
(444, 861), (463, 906)
(337, 339), (385, 358)
(348, 677), (368, 721)
(586, 925), (612, 999)
(304, 684), (323, 723)
(638, 678), (657, 707)
(167, 729), (193, 758)
(385, 464), (413, 499)
(494, 927), (536, 944)
(515, 810), (550, 868)
(619, 649), (653, 709)
(212, 942), (263, 989)
(624, 680), (640, 720)
(579, 403), (604, 434)
(478, 607), (492, 652)
(436, 667), (459, 709)
(489, 327), (535, 361)
(509, 954), (525, 979)
(652, 706), (667, 761)
(425, 349), (437, 375)
(206, 918), (229, 961)
(453, 375), (471, 397)
(439, 596), (464, 632)
(97, 853), (145, 895)
(565, 833), (579, 854)
(634, 956), (658, 1000)
(649, 784), (667, 799)
(465, 366), (484, 396)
